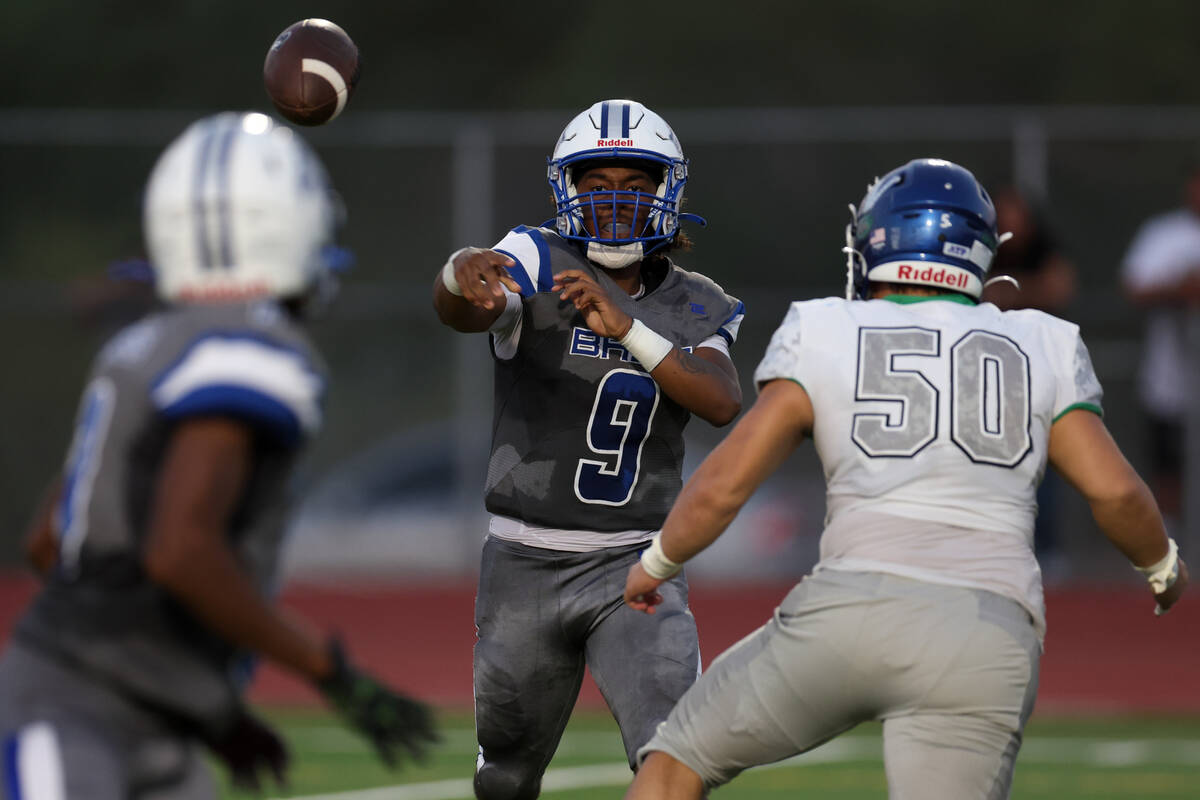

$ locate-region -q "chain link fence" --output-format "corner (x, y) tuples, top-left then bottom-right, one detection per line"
(1, 106), (1197, 579)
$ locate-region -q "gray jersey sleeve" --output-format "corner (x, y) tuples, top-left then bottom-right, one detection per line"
(149, 329), (325, 445)
(753, 299), (834, 391)
(1053, 326), (1103, 419)
(494, 226), (556, 297)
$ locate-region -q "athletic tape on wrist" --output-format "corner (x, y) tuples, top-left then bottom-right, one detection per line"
(640, 534), (683, 580)
(1135, 537), (1180, 594)
(440, 250), (467, 296)
(620, 319), (673, 372)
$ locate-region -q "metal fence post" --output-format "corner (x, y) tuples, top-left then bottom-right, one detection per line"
(1185, 311), (1200, 557)
(450, 124), (496, 570)
(1013, 115), (1049, 201)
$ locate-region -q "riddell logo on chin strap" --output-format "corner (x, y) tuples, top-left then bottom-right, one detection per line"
(596, 139), (635, 147)
(895, 264), (969, 289)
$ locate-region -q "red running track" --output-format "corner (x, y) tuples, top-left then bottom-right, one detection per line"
(0, 575), (1196, 713)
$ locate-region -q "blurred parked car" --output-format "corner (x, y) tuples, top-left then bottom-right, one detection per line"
(283, 423), (825, 581)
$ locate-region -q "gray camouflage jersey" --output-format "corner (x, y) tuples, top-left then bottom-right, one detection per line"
(485, 227), (744, 532)
(15, 301), (326, 731)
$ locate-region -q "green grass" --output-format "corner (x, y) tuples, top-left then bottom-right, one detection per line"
(217, 709), (1200, 799)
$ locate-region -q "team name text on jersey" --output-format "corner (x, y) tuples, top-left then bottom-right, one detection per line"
(569, 326), (690, 370)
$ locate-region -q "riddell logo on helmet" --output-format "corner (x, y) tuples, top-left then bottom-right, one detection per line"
(596, 139), (635, 147)
(896, 264), (969, 288)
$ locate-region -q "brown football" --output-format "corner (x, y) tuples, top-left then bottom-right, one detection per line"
(263, 19), (360, 126)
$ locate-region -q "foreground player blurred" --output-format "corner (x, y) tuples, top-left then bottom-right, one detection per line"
(0, 112), (435, 799)
(433, 99), (744, 799)
(623, 158), (1188, 800)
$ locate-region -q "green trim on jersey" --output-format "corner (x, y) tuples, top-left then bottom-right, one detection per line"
(881, 293), (977, 306)
(1053, 401), (1104, 422)
(757, 376), (808, 395)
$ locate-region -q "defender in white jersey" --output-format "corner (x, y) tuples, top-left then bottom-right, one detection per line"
(622, 159), (1189, 800)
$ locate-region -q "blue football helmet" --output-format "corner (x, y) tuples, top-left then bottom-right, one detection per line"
(844, 158), (999, 300)
(547, 99), (704, 269)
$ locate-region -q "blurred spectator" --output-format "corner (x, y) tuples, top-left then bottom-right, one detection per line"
(982, 187), (1078, 571)
(983, 186), (1078, 314)
(66, 258), (160, 332)
(1119, 163), (1200, 530)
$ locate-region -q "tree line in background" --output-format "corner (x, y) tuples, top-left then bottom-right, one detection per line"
(6, 1), (1200, 111)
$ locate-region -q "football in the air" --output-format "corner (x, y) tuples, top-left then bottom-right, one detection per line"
(263, 19), (360, 126)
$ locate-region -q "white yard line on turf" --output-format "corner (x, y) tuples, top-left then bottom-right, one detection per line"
(271, 738), (876, 800)
(1019, 737), (1200, 765)
(274, 736), (1200, 800)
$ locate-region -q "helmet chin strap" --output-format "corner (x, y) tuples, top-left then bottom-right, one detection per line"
(983, 273), (1022, 292)
(842, 203), (865, 300)
(587, 241), (644, 270)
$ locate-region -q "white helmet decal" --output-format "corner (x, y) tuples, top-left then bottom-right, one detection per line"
(143, 112), (342, 304)
(551, 100), (684, 163)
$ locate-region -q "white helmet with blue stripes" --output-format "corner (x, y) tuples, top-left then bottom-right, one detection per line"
(143, 112), (344, 304)
(548, 99), (700, 269)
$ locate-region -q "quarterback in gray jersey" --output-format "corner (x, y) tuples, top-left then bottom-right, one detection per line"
(623, 159), (1189, 800)
(0, 113), (434, 800)
(433, 100), (745, 800)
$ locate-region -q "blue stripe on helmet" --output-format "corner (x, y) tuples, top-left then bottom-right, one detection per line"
(213, 126), (238, 269)
(600, 102), (610, 139)
(620, 102), (630, 138)
(191, 122), (220, 269)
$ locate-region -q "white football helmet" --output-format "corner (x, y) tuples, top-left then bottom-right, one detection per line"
(547, 99), (702, 269)
(143, 111), (345, 304)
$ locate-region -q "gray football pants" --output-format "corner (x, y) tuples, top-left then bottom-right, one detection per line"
(473, 537), (699, 797)
(640, 570), (1040, 800)
(0, 641), (216, 800)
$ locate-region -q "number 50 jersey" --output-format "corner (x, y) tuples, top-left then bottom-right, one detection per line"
(757, 295), (1103, 536)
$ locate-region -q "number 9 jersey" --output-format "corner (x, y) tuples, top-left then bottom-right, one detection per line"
(754, 294), (1103, 640)
(484, 226), (744, 536)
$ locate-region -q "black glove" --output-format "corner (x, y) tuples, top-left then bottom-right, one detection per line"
(205, 707), (289, 793)
(317, 638), (439, 768)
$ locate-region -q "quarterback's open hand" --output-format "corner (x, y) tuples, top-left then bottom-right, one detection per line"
(552, 269), (633, 339)
(449, 248), (522, 310)
(624, 561), (666, 614)
(317, 639), (439, 768)
(205, 708), (289, 793)
(1154, 556), (1189, 616)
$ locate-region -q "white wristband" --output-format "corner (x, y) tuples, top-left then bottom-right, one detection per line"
(440, 253), (465, 296)
(1135, 537), (1180, 594)
(640, 534), (683, 580)
(442, 247), (487, 297)
(620, 319), (673, 372)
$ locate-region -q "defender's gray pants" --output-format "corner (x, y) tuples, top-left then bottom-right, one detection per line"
(0, 641), (216, 800)
(640, 570), (1039, 800)
(474, 537), (700, 781)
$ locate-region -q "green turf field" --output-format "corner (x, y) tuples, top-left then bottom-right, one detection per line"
(221, 709), (1200, 799)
